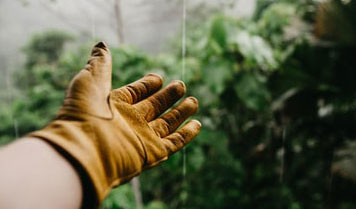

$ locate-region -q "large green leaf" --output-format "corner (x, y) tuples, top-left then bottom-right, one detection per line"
(234, 30), (277, 70)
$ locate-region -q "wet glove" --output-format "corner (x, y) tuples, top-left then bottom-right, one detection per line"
(27, 42), (201, 207)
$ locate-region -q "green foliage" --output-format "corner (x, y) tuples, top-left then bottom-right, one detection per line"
(1, 1), (356, 208)
(102, 185), (137, 209)
(234, 71), (271, 111)
(23, 30), (74, 68)
(258, 3), (297, 42)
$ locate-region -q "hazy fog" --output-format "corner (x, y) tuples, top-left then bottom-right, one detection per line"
(0, 0), (255, 90)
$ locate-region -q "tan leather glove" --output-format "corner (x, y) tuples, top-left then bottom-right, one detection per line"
(27, 42), (201, 206)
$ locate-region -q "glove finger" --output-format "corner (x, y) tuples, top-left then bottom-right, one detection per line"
(111, 73), (163, 104)
(62, 42), (112, 118)
(149, 97), (198, 138)
(134, 80), (186, 121)
(162, 120), (201, 155)
(84, 41), (112, 96)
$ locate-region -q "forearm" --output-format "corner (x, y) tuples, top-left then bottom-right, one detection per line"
(0, 137), (82, 209)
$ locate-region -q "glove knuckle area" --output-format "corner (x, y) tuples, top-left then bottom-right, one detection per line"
(111, 88), (133, 103)
(138, 74), (163, 97)
(149, 118), (170, 138)
(135, 80), (186, 120)
(164, 80), (186, 103)
(125, 84), (141, 103)
(113, 101), (168, 167)
(111, 82), (147, 104)
(163, 132), (185, 155)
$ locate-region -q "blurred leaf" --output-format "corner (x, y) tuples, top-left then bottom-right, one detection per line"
(234, 71), (271, 111)
(210, 15), (227, 49)
(203, 60), (232, 94)
(234, 30), (277, 70)
(144, 201), (168, 209)
(102, 184), (136, 209)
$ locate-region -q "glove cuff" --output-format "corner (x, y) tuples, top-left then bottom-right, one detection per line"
(27, 120), (110, 208)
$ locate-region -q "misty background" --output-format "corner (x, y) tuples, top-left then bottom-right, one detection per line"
(2, 1), (356, 208)
(0, 0), (255, 86)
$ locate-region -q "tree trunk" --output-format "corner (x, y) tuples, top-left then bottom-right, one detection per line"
(131, 177), (143, 209)
(114, 0), (124, 44)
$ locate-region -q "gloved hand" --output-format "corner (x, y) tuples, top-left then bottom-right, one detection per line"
(27, 42), (201, 207)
